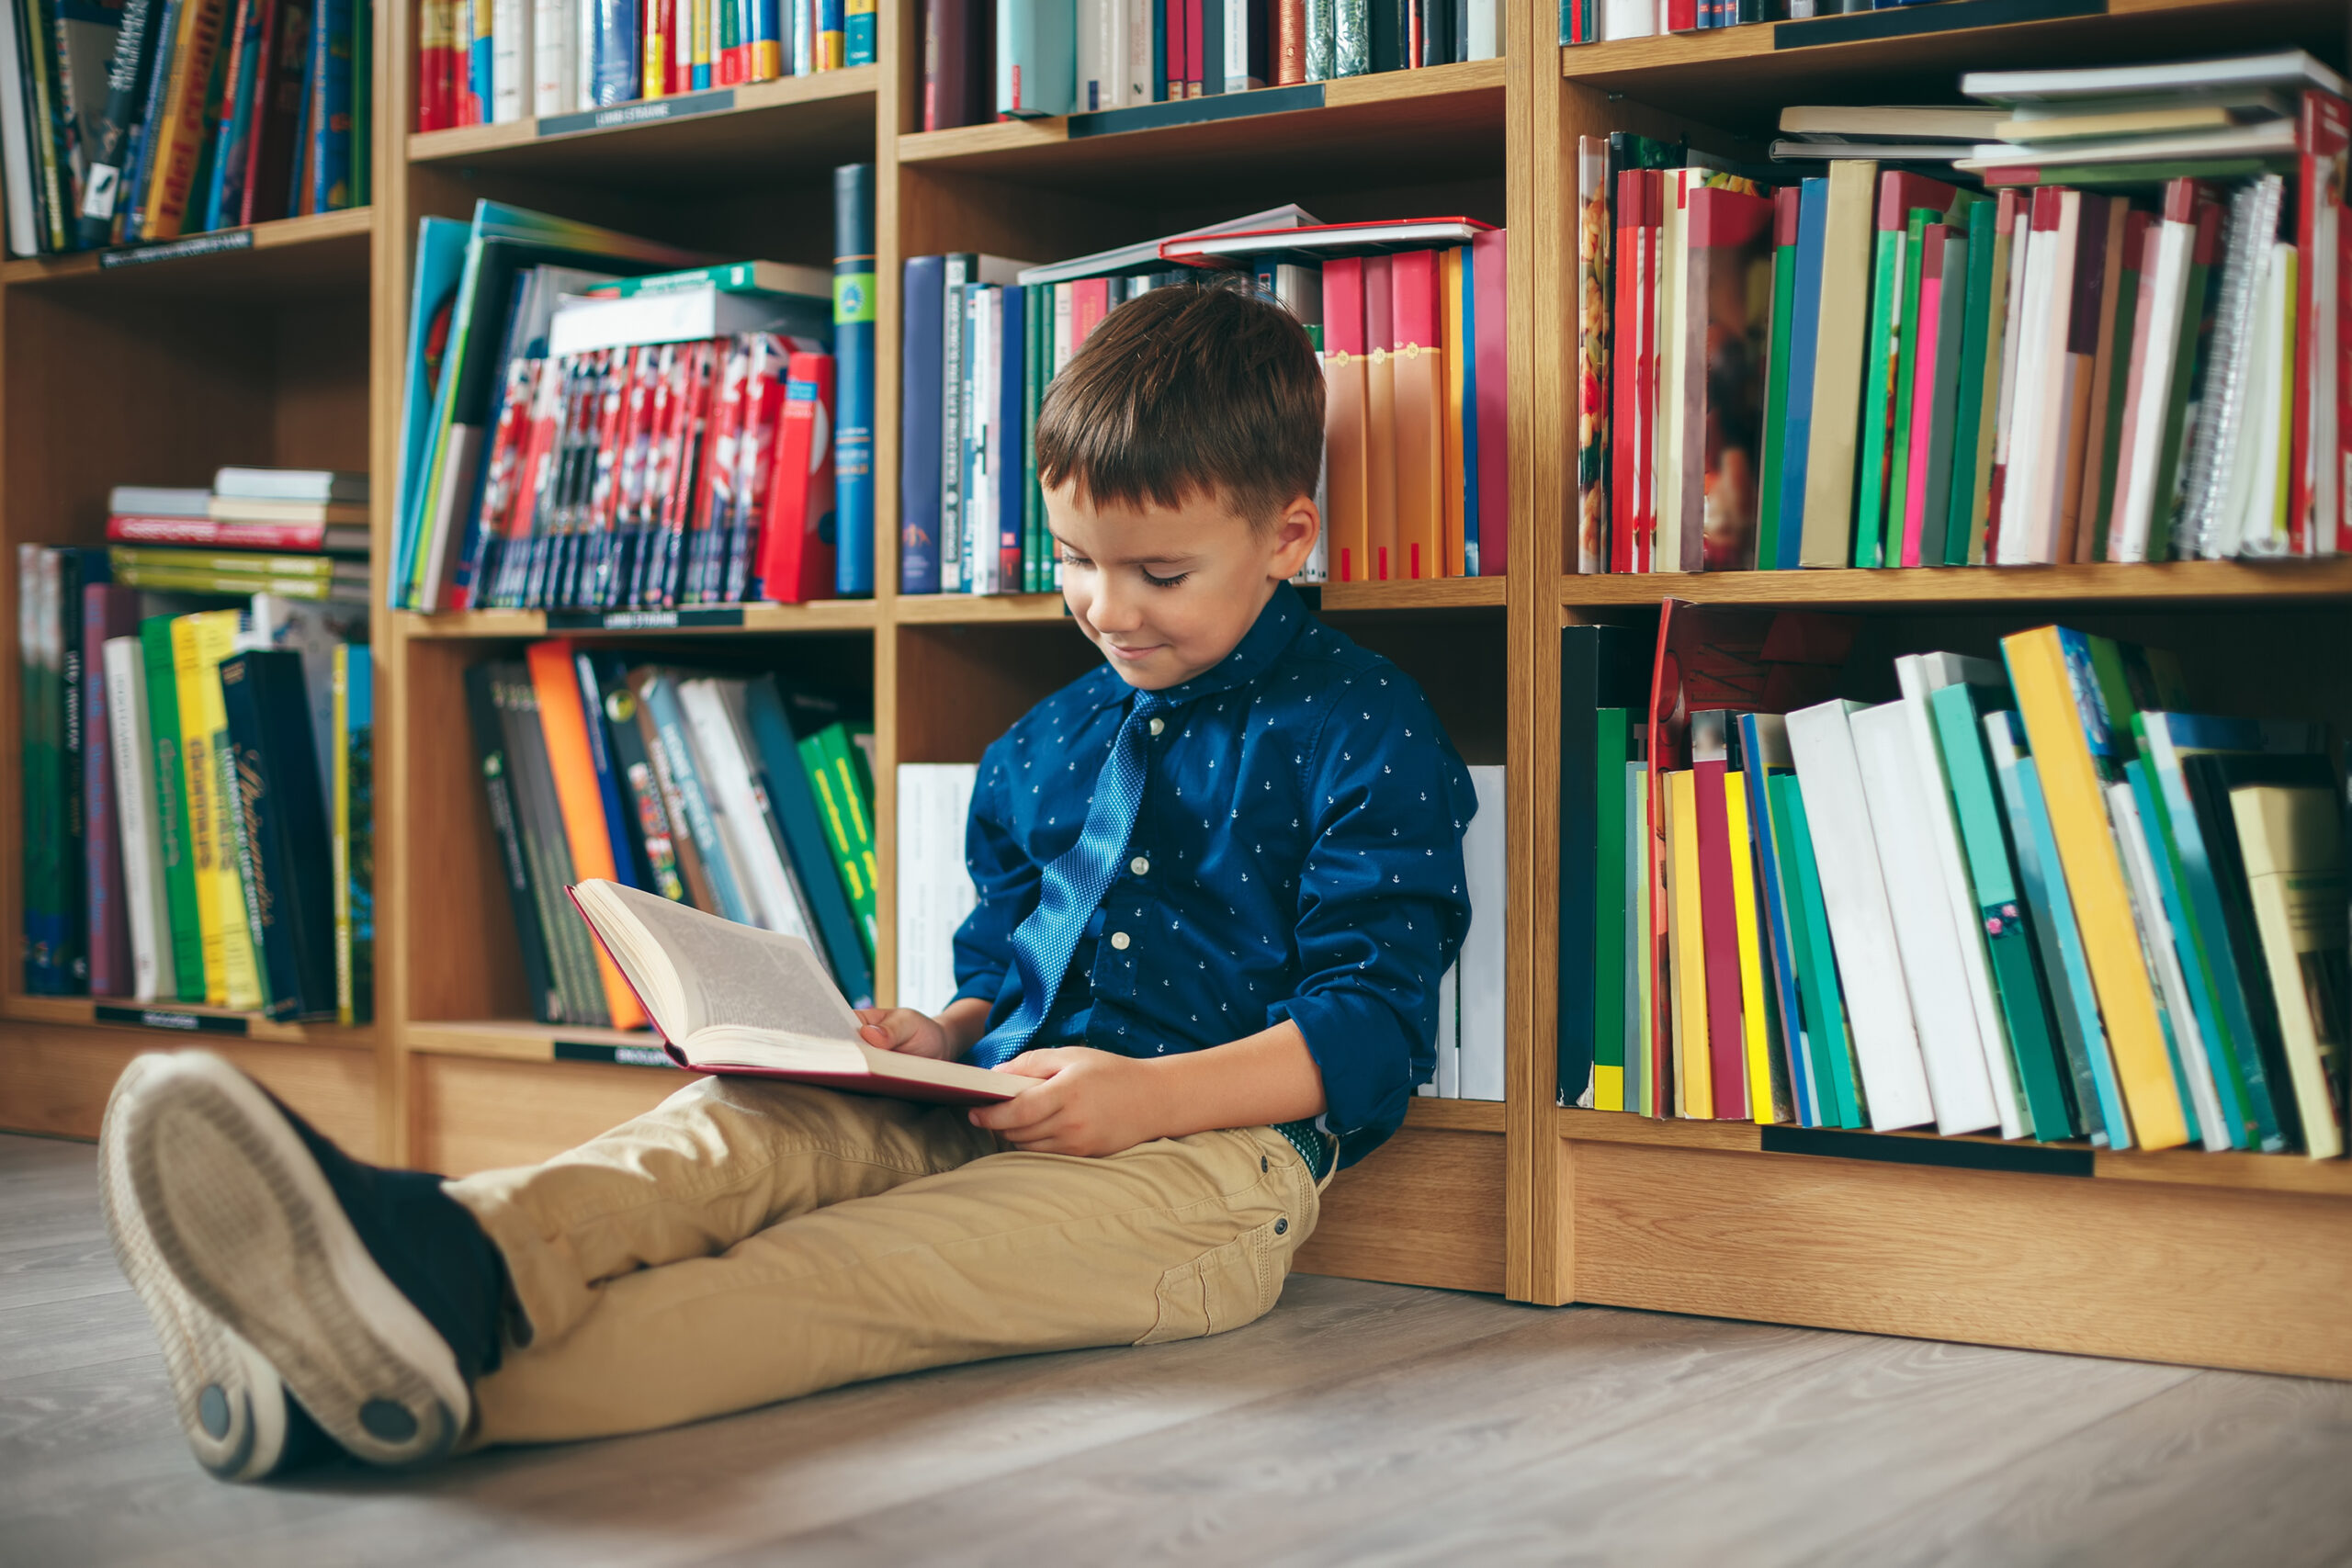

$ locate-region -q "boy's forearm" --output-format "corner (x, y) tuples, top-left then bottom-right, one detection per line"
(1145, 1021), (1327, 1139)
(936, 996), (995, 1059)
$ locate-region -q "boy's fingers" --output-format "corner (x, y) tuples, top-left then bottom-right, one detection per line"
(971, 1083), (1060, 1131)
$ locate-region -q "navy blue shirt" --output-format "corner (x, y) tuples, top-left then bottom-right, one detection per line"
(952, 584), (1476, 1168)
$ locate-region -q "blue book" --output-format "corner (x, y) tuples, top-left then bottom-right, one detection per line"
(202, 0), (266, 231)
(1739, 714), (1813, 1127)
(1151, 0), (1165, 99)
(1775, 176), (1829, 570)
(832, 164), (876, 596)
(1459, 243), (1480, 574)
(741, 678), (876, 1008)
(308, 0), (353, 210)
(576, 650), (649, 892)
(220, 650), (337, 1020)
(596, 0), (642, 101)
(900, 254), (946, 594)
(638, 671), (753, 925)
(996, 282), (1027, 584)
(118, 0), (188, 243)
(1984, 710), (2127, 1147)
(339, 643), (373, 1024)
(997, 0), (1075, 115)
(2126, 755), (2248, 1147)
(389, 217), (472, 606)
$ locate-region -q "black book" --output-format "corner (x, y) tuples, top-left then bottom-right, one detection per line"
(73, 0), (160, 246)
(1368, 0), (1408, 73)
(1419, 0), (1451, 71)
(219, 650), (336, 1019)
(57, 547), (105, 992)
(1556, 624), (1649, 1108)
(464, 662), (561, 1025)
(575, 649), (651, 890)
(492, 664), (609, 1025)
(589, 657), (690, 907)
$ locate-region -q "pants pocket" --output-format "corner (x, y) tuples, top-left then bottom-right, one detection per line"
(1135, 1214), (1290, 1346)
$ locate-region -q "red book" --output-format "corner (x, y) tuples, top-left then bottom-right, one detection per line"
(1664, 0), (1695, 30)
(1276, 0), (1303, 83)
(1472, 225), (1509, 578)
(1391, 250), (1444, 580)
(1323, 257), (1370, 584)
(758, 352), (839, 603)
(1165, 0), (1185, 99)
(1184, 0), (1202, 95)
(2339, 197), (2351, 555)
(242, 0), (307, 224)
(2290, 90), (2349, 555)
(1690, 712), (1747, 1119)
(729, 335), (792, 595)
(1610, 169), (1644, 573)
(107, 514), (355, 552)
(1363, 254), (1397, 581)
(1073, 276), (1111, 343)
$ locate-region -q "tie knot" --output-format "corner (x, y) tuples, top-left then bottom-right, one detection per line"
(1129, 690), (1169, 719)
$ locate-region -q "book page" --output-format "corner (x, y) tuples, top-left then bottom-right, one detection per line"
(584, 881), (862, 1043)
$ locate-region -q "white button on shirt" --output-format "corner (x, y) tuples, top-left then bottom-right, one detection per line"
(1148, 717), (1165, 736)
(1110, 931), (1131, 951)
(1130, 856), (1149, 875)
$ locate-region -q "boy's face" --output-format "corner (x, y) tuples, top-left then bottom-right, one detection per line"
(1046, 482), (1320, 691)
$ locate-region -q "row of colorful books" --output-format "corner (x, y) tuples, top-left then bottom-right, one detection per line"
(17, 547), (371, 1021)
(1560, 604), (2350, 1158)
(106, 468), (370, 604)
(390, 173), (878, 611)
(898, 207), (1509, 593)
(1563, 0), (1954, 45)
(465, 643), (879, 1028)
(413, 0), (872, 131)
(921, 0), (1498, 130)
(1, 0), (368, 257)
(1574, 52), (2352, 577)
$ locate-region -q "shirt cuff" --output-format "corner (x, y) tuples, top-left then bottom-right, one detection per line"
(1267, 987), (1416, 1143)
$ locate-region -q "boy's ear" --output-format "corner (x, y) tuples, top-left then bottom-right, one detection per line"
(1268, 495), (1320, 581)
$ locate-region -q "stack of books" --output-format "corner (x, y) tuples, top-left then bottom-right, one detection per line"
(1, 0), (369, 258)
(466, 642), (879, 1028)
(1565, 0), (1962, 46)
(1571, 51), (2352, 575)
(17, 545), (371, 1021)
(413, 0), (873, 131)
(899, 208), (1509, 593)
(921, 0), (1500, 130)
(1562, 604), (2350, 1159)
(391, 173), (879, 611)
(107, 469), (371, 605)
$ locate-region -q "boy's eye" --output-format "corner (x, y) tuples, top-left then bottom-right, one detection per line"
(1060, 550), (1091, 568)
(1141, 568), (1191, 588)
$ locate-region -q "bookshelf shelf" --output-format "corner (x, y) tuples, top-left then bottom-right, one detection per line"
(3, 993), (377, 1050)
(406, 68), (880, 186)
(1559, 0), (2349, 133)
(892, 592), (1073, 624)
(1556, 558), (2352, 611)
(1324, 576), (1508, 611)
(0, 209), (375, 300)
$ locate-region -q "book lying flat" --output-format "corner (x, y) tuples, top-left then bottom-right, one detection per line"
(566, 878), (1023, 1105)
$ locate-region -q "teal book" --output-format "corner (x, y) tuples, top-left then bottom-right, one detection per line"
(1851, 227), (1903, 569)
(1984, 710), (2126, 1146)
(2127, 756), (2250, 1148)
(1738, 712), (1812, 1126)
(1930, 683), (2075, 1140)
(1773, 771), (1863, 1129)
(1881, 207), (1932, 571)
(1593, 707), (1629, 1109)
(1942, 212), (1998, 564)
(1753, 190), (1799, 577)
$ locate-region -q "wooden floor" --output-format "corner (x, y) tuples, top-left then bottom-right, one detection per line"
(6, 1131), (2352, 1568)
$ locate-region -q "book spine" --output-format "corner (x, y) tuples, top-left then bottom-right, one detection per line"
(639, 670), (752, 923)
(800, 727), (877, 957)
(832, 163), (876, 596)
(139, 617), (205, 998)
(18, 551), (58, 990)
(74, 0), (159, 240)
(105, 639), (173, 1001)
(138, 0), (227, 238)
(242, 0), (306, 223)
(222, 651), (333, 1018)
(83, 585), (137, 997)
(500, 667), (609, 1023)
(900, 254), (945, 593)
(465, 664), (561, 1021)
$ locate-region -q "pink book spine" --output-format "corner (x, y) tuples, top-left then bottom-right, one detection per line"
(1901, 262), (1944, 568)
(1473, 228), (1509, 576)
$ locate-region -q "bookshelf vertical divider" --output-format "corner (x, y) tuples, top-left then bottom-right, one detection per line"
(5, 0), (2351, 1378)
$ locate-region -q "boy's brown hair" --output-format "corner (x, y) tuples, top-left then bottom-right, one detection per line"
(1035, 274), (1324, 528)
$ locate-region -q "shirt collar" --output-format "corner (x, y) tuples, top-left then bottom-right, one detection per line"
(1086, 582), (1307, 714)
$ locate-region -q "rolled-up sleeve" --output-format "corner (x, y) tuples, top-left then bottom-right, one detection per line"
(951, 744), (1039, 1010)
(1267, 674), (1476, 1144)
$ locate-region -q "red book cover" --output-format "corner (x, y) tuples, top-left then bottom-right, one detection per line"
(1471, 226), (1509, 577)
(2290, 89), (2348, 555)
(1276, 0), (1303, 83)
(242, 0), (308, 224)
(729, 335), (792, 593)
(758, 352), (839, 603)
(1665, 0), (1695, 30)
(1364, 254), (1398, 580)
(586, 348), (634, 536)
(1323, 257), (1370, 583)
(1690, 712), (1747, 1119)
(1166, 0), (1186, 100)
(1611, 168), (1643, 573)
(2339, 197), (2351, 555)
(1074, 276), (1111, 343)
(687, 342), (751, 602)
(2054, 192), (2112, 565)
(107, 515), (342, 551)
(1634, 172), (1662, 573)
(1877, 173), (1957, 235)
(1185, 0), (1203, 95)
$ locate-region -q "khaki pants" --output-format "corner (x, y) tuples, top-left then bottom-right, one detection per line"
(444, 1075), (1325, 1447)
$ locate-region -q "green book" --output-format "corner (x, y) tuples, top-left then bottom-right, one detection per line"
(1930, 683), (2076, 1140)
(1881, 206), (1933, 570)
(2126, 754), (2253, 1147)
(1754, 195), (1799, 576)
(2152, 222), (2224, 556)
(1593, 707), (1629, 1104)
(1772, 772), (1863, 1129)
(1852, 227), (1905, 569)
(799, 724), (878, 960)
(139, 616), (207, 1002)
(1943, 213), (1998, 564)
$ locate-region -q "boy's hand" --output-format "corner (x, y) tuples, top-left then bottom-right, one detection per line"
(854, 1008), (960, 1061)
(968, 1048), (1167, 1157)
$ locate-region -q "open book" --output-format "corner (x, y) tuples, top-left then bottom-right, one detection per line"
(566, 880), (1022, 1105)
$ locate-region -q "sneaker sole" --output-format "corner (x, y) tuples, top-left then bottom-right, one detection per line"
(99, 1065), (290, 1483)
(113, 1051), (471, 1469)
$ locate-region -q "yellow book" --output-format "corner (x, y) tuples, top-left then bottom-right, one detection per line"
(186, 613), (266, 1010)
(2000, 626), (2188, 1148)
(169, 616), (227, 1007)
(139, 0), (229, 239)
(1633, 762), (1654, 1117)
(1668, 770), (1712, 1119)
(1724, 775), (1781, 1125)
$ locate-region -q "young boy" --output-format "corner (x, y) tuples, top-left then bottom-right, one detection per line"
(97, 276), (1478, 1480)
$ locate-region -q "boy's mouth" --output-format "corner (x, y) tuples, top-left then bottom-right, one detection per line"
(1103, 642), (1163, 662)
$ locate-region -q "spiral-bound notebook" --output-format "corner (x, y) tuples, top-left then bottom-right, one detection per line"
(565, 879), (1022, 1106)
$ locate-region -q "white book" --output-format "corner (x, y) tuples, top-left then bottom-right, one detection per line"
(1464, 0), (1496, 60)
(1018, 204), (1319, 286)
(675, 679), (812, 944)
(1125, 0), (1152, 104)
(105, 638), (175, 1003)
(1894, 655), (2028, 1137)
(1962, 50), (2346, 105)
(1223, 0), (1250, 92)
(2110, 210), (2194, 562)
(1599, 0), (1653, 39)
(0, 0), (39, 255)
(534, 0), (575, 112)
(967, 288), (1001, 594)
(548, 285), (830, 357)
(1994, 214), (2055, 565)
(1849, 701), (2000, 1134)
(492, 0), (532, 121)
(2108, 780), (2227, 1150)
(1076, 0), (1104, 110)
(1434, 961), (1461, 1098)
(1458, 765), (1507, 1102)
(2221, 242), (2293, 558)
(1653, 174), (1687, 570)
(896, 763), (980, 1016)
(716, 681), (828, 953)
(111, 486), (214, 517)
(577, 0), (598, 108)
(1784, 700), (1937, 1131)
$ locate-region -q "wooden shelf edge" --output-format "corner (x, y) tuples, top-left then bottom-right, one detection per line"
(0, 208), (375, 288)
(405, 67), (879, 164)
(1, 994), (376, 1050)
(1321, 576), (1507, 611)
(395, 600), (883, 638)
(1407, 1096), (1506, 1131)
(1558, 558), (2352, 609)
(892, 592), (1073, 625)
(1555, 1106), (2352, 1196)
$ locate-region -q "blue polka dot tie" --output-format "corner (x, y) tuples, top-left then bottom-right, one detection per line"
(973, 689), (1167, 1068)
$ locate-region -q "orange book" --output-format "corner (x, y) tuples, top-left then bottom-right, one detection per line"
(1390, 250), (1445, 580)
(526, 640), (648, 1031)
(1363, 254), (1399, 580)
(1322, 258), (1372, 582)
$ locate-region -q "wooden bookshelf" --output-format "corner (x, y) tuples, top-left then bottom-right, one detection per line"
(5, 0), (2349, 1376)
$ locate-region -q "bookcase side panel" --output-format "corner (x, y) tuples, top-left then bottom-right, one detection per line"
(0, 1023), (380, 1156)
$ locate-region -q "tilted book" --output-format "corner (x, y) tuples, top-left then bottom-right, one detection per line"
(567, 878), (1022, 1104)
